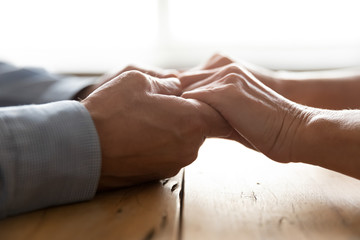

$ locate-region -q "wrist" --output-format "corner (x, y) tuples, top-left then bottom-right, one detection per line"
(268, 103), (319, 164)
(298, 109), (360, 177)
(287, 106), (321, 163)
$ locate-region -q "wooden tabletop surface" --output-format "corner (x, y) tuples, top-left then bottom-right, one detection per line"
(1, 139), (360, 240)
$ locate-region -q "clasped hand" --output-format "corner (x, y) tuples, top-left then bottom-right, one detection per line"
(83, 58), (237, 190)
(83, 53), (359, 191)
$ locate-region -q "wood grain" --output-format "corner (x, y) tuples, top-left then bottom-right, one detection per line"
(0, 170), (183, 240)
(2, 138), (360, 240)
(182, 139), (360, 240)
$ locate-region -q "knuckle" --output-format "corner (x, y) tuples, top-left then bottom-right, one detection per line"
(221, 55), (233, 63)
(223, 84), (239, 95)
(221, 72), (249, 91)
(215, 53), (232, 61)
(212, 53), (233, 65)
(223, 72), (241, 84)
(120, 64), (139, 74)
(164, 71), (179, 78)
(204, 88), (220, 96)
(210, 53), (221, 59)
(123, 64), (136, 71)
(222, 81), (243, 94)
(224, 63), (242, 74)
(123, 69), (145, 78)
(121, 70), (149, 87)
(223, 63), (249, 78)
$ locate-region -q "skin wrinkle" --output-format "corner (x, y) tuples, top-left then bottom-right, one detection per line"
(288, 107), (314, 163)
(277, 105), (303, 162)
(266, 108), (286, 159)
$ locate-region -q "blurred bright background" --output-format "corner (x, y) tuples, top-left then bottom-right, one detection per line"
(1, 0), (360, 73)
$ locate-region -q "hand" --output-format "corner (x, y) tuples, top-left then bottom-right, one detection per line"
(180, 54), (360, 180)
(182, 64), (313, 162)
(82, 70), (234, 190)
(179, 54), (277, 150)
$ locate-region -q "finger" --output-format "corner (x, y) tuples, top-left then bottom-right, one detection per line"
(188, 53), (234, 72)
(161, 69), (181, 78)
(181, 61), (251, 92)
(122, 64), (180, 78)
(179, 53), (233, 86)
(182, 89), (256, 149)
(149, 93), (233, 139)
(180, 63), (239, 90)
(179, 53), (240, 91)
(104, 64), (179, 83)
(184, 63), (264, 94)
(182, 87), (231, 136)
(182, 64), (243, 92)
(182, 70), (221, 92)
(149, 76), (183, 96)
(180, 68), (218, 89)
(187, 98), (233, 138)
(201, 53), (234, 70)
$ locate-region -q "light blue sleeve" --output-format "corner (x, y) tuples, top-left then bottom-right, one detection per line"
(0, 101), (101, 219)
(0, 62), (98, 106)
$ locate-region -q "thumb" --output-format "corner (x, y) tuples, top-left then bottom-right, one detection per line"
(183, 88), (229, 137)
(189, 98), (233, 138)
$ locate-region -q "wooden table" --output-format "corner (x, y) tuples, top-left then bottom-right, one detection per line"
(1, 139), (360, 240)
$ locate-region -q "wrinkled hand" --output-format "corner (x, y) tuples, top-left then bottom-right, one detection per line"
(82, 70), (234, 190)
(178, 54), (265, 149)
(182, 63), (312, 162)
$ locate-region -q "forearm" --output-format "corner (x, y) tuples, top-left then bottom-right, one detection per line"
(265, 69), (360, 110)
(293, 108), (360, 179)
